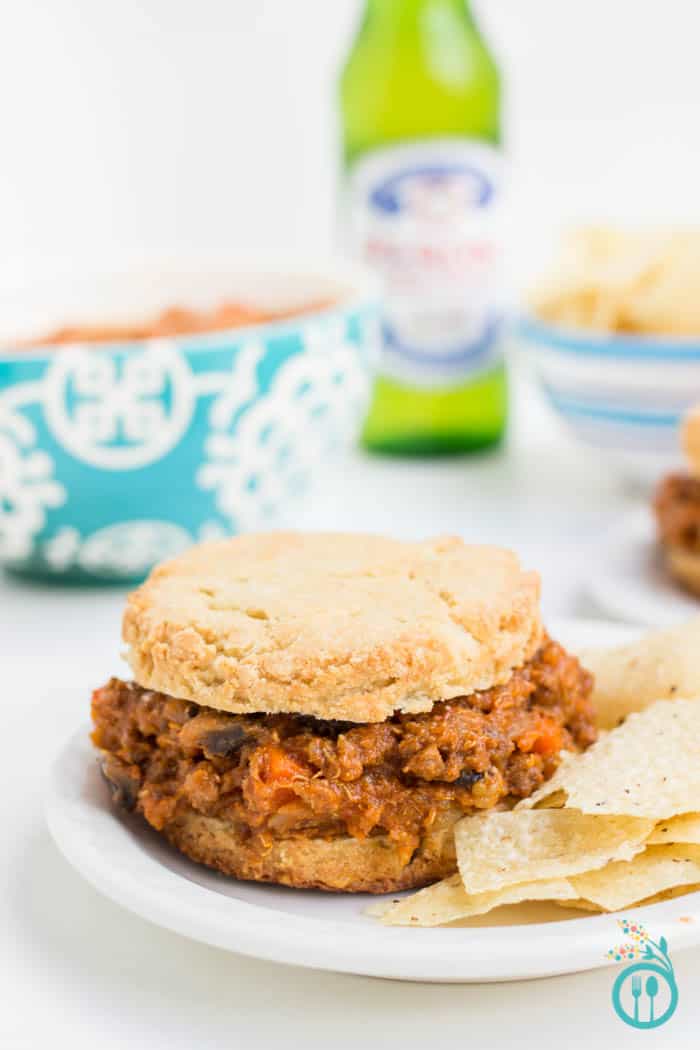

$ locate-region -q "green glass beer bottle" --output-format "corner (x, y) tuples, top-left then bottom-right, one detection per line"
(340, 0), (507, 454)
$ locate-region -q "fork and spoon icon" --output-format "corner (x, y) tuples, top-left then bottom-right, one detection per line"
(631, 973), (660, 1023)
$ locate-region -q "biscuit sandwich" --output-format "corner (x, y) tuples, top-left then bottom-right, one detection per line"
(654, 405), (700, 597)
(91, 532), (596, 893)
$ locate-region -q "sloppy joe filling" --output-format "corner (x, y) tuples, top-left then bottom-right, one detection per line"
(654, 473), (700, 552)
(91, 638), (595, 861)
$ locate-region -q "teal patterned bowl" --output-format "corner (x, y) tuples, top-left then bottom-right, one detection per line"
(0, 265), (377, 582)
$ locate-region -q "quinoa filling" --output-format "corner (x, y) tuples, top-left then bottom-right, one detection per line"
(91, 637), (595, 863)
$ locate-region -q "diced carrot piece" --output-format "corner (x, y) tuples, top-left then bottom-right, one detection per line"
(531, 723), (563, 756)
(517, 719), (563, 756)
(265, 747), (307, 782)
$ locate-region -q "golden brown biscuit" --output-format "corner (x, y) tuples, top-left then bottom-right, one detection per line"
(164, 805), (460, 893)
(123, 532), (542, 722)
(682, 405), (700, 478)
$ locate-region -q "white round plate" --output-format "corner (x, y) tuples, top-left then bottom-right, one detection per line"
(588, 506), (700, 627)
(46, 618), (700, 983)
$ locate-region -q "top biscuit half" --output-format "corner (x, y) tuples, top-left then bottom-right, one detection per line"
(123, 532), (543, 723)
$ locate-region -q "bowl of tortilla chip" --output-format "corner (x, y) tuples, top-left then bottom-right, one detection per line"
(520, 228), (700, 488)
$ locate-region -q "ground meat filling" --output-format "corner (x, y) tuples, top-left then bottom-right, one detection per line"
(654, 473), (700, 552)
(91, 638), (595, 862)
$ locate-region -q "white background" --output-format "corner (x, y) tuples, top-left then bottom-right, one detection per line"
(2, 0), (700, 290)
(3, 2), (700, 1048)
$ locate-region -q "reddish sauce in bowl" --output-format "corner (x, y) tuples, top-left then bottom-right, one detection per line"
(30, 298), (333, 347)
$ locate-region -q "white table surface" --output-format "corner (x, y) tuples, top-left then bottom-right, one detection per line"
(2, 377), (698, 1049)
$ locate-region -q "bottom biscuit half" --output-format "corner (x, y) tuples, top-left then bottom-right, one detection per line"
(162, 805), (459, 894)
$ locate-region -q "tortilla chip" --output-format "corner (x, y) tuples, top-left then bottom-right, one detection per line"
(530, 227), (700, 335)
(581, 619), (700, 729)
(555, 897), (601, 912)
(636, 882), (700, 906)
(370, 873), (575, 927)
(648, 813), (700, 846)
(521, 698), (700, 818)
(454, 809), (652, 895)
(557, 881), (700, 911)
(626, 235), (700, 335)
(568, 845), (700, 912)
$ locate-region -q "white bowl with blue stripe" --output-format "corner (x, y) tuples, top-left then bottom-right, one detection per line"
(519, 315), (700, 487)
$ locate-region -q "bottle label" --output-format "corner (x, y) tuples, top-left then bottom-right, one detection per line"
(347, 139), (505, 388)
